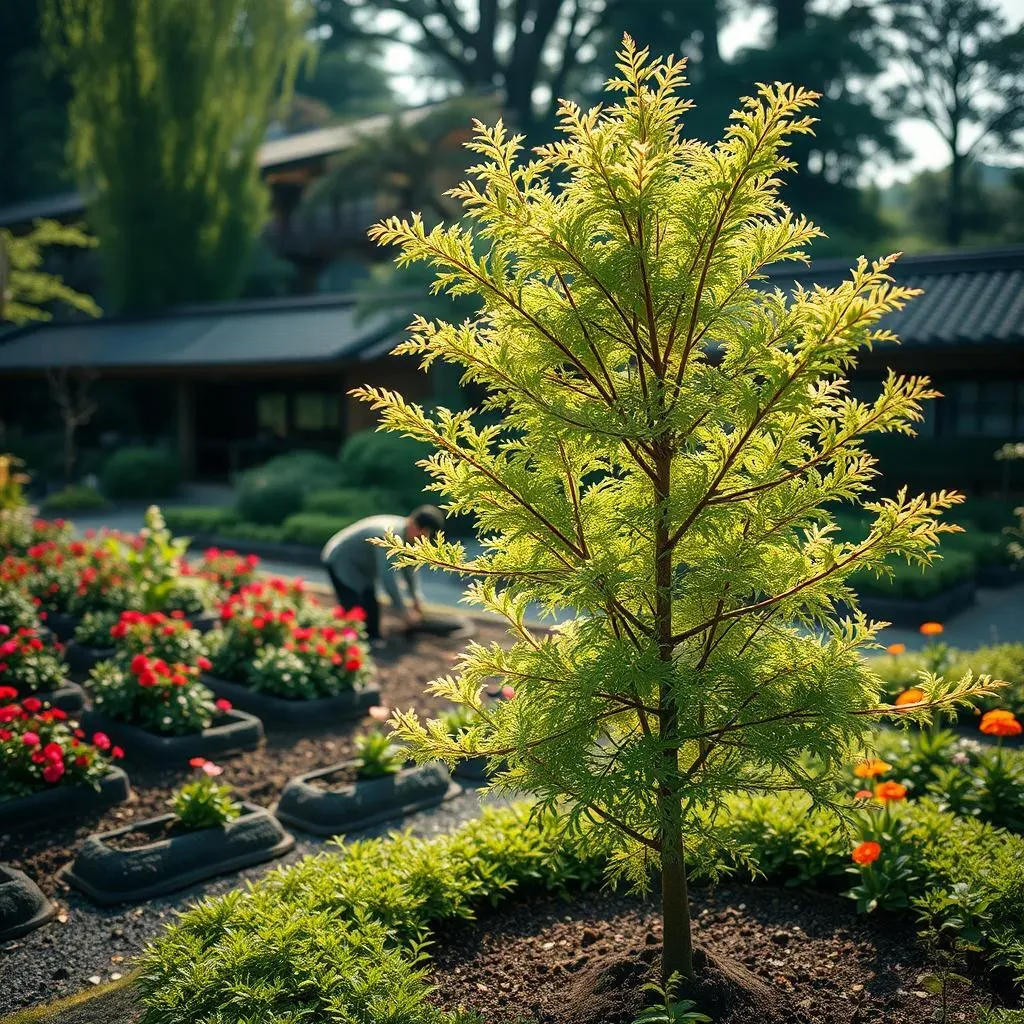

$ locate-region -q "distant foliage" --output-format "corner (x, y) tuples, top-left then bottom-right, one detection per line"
(100, 448), (180, 500)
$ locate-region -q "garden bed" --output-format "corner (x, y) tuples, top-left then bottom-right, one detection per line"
(80, 708), (264, 764)
(1, 617), (508, 898)
(0, 768), (131, 830)
(0, 864), (55, 942)
(275, 759), (458, 835)
(61, 802), (294, 905)
(35, 680), (87, 715)
(201, 675), (381, 728)
(430, 886), (994, 1024)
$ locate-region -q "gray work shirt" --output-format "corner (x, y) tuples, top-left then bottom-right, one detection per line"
(320, 514), (421, 612)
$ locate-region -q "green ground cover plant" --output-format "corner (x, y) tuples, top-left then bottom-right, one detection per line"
(360, 38), (989, 985)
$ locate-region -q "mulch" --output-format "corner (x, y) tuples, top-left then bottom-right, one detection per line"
(1, 616), (501, 897)
(430, 885), (1001, 1024)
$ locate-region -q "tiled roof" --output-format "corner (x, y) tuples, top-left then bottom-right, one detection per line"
(0, 294), (407, 371)
(762, 246), (1024, 348)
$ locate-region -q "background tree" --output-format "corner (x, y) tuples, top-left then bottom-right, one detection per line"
(0, 219), (99, 325)
(345, 0), (623, 137)
(46, 364), (97, 483)
(362, 42), (986, 986)
(44, 0), (312, 314)
(886, 0), (1024, 245)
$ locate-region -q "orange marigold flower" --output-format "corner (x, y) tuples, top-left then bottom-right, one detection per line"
(874, 780), (908, 803)
(895, 688), (926, 709)
(854, 789), (873, 800)
(980, 710), (1023, 738)
(919, 622), (944, 637)
(854, 758), (892, 779)
(851, 841), (881, 866)
(886, 643), (906, 656)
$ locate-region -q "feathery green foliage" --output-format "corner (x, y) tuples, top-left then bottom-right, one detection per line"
(0, 219), (99, 325)
(357, 39), (993, 983)
(44, 0), (310, 314)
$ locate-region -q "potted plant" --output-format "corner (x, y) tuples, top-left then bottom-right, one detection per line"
(0, 865), (55, 942)
(0, 687), (129, 827)
(203, 603), (379, 726)
(0, 585), (42, 632)
(438, 704), (506, 782)
(275, 719), (455, 835)
(189, 547), (262, 598)
(84, 653), (262, 764)
(62, 758), (293, 905)
(0, 625), (85, 713)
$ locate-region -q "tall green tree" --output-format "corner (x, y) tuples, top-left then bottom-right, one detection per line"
(363, 41), (987, 985)
(886, 0), (1024, 246)
(45, 0), (311, 313)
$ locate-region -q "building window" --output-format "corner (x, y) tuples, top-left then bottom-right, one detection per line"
(294, 392), (340, 432)
(257, 393), (288, 438)
(947, 380), (1020, 437)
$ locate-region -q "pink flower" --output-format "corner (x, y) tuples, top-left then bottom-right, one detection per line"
(215, 698), (232, 713)
(92, 732), (111, 751)
(111, 746), (125, 759)
(368, 705), (390, 722)
(201, 761), (223, 777)
(500, 685), (516, 700)
(22, 731), (40, 747)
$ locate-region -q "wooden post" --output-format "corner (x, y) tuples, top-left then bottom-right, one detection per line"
(176, 379), (196, 479)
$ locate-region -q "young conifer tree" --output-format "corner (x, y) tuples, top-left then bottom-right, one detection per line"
(356, 40), (989, 985)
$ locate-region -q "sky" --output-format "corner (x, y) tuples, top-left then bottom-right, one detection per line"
(719, 0), (1024, 186)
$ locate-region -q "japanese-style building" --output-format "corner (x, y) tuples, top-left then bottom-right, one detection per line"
(0, 244), (1021, 492)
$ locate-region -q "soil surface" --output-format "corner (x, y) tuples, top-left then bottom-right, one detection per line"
(0, 617), (509, 1017)
(431, 886), (998, 1024)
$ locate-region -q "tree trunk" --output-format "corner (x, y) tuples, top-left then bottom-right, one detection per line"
(655, 448), (694, 984)
(947, 152), (964, 246)
(64, 421), (75, 483)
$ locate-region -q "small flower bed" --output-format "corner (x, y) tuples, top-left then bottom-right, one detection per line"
(108, 610), (208, 665)
(245, 623), (370, 699)
(172, 758), (242, 828)
(0, 626), (67, 696)
(0, 689), (121, 798)
(186, 548), (262, 596)
(88, 655), (226, 736)
(72, 610), (120, 649)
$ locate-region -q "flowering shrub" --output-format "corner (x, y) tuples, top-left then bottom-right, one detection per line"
(0, 626), (67, 695)
(0, 688), (121, 798)
(108, 610), (208, 666)
(160, 577), (218, 618)
(171, 758), (242, 829)
(189, 548), (261, 596)
(72, 610), (119, 649)
(247, 623), (370, 700)
(89, 655), (221, 736)
(0, 584), (41, 631)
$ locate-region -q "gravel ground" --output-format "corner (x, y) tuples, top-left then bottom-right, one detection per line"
(0, 786), (504, 1017)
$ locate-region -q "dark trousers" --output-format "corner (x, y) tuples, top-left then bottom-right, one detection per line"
(325, 567), (381, 639)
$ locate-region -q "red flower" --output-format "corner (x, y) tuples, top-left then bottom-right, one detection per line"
(42, 742), (64, 763)
(138, 669), (157, 687)
(42, 761), (65, 783)
(347, 607), (367, 622)
(0, 685), (18, 700)
(252, 617), (266, 630)
(75, 754), (90, 767)
(111, 746), (124, 759)
(22, 731), (40, 746)
(92, 732), (111, 751)
(0, 704), (23, 723)
(22, 697), (42, 713)
(197, 656), (212, 672)
(130, 654), (149, 674)
(0, 729), (10, 740)
(344, 658), (361, 671)
(215, 698), (232, 712)
(189, 756), (207, 768)
(49, 707), (67, 721)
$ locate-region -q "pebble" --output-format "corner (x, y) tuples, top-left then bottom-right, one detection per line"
(770, 929), (791, 945)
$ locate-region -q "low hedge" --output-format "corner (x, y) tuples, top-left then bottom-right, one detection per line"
(851, 548), (977, 600)
(234, 452), (344, 526)
(303, 486), (398, 519)
(163, 507), (239, 534)
(39, 485), (111, 514)
(280, 512), (356, 547)
(100, 448), (180, 500)
(134, 791), (1024, 1023)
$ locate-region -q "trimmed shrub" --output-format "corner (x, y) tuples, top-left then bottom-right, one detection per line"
(100, 447), (180, 500)
(337, 429), (429, 507)
(40, 484), (111, 513)
(280, 512), (356, 547)
(164, 506), (239, 535)
(303, 486), (397, 519)
(851, 549), (977, 600)
(234, 452), (343, 526)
